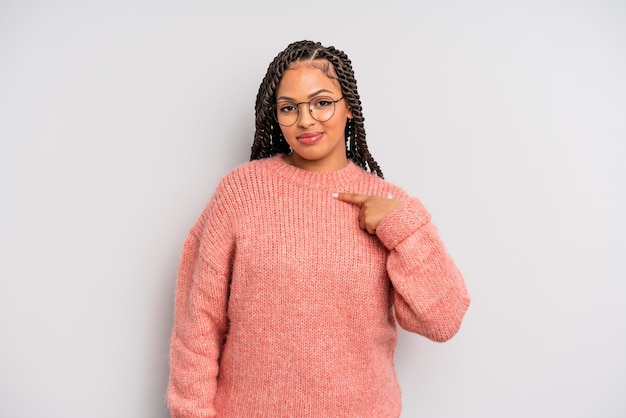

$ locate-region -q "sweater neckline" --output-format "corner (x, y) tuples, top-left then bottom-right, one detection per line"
(262, 155), (368, 190)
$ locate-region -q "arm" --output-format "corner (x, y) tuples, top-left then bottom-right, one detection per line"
(167, 189), (235, 417)
(376, 198), (470, 342)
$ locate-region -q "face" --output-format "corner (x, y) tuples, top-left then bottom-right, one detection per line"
(274, 60), (353, 172)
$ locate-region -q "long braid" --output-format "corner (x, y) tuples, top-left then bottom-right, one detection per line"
(250, 40), (384, 178)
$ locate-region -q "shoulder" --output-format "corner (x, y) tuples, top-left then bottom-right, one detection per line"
(194, 159), (273, 228)
(346, 164), (411, 200)
(222, 157), (271, 179)
(217, 157), (275, 188)
(204, 157), (286, 211)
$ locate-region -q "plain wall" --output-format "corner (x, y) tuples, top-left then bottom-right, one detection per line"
(1, 1), (625, 417)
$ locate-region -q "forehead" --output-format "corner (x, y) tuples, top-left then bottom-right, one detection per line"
(276, 60), (342, 99)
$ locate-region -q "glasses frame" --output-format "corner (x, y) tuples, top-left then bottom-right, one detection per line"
(271, 96), (345, 127)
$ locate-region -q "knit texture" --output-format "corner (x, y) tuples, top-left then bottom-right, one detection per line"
(168, 155), (470, 418)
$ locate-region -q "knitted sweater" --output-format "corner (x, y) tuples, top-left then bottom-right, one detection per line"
(168, 155), (470, 418)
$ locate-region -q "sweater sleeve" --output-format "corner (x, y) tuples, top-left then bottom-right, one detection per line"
(167, 184), (235, 417)
(375, 197), (470, 342)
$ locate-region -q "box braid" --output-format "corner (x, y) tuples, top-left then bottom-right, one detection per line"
(250, 40), (384, 178)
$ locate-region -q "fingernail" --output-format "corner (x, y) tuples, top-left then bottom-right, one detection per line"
(332, 192), (339, 198)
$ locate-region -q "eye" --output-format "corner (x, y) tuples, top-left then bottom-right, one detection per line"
(277, 102), (298, 114)
(311, 97), (334, 108)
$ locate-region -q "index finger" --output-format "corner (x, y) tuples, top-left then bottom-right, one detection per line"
(333, 192), (369, 205)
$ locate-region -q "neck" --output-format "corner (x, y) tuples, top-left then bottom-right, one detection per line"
(283, 153), (349, 173)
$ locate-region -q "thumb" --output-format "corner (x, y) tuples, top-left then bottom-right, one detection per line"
(333, 192), (369, 205)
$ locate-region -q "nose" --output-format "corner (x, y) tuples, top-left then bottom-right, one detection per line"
(297, 103), (316, 127)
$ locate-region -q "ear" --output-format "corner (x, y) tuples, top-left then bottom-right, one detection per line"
(346, 106), (354, 119)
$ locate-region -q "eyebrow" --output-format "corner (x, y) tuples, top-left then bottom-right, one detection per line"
(276, 89), (335, 102)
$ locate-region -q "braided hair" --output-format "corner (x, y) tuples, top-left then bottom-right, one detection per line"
(250, 40), (384, 178)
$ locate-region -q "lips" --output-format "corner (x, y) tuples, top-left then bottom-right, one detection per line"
(297, 132), (323, 145)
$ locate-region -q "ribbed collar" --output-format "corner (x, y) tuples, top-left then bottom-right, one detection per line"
(261, 155), (370, 190)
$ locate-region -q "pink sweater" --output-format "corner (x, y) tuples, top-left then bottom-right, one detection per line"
(168, 156), (470, 417)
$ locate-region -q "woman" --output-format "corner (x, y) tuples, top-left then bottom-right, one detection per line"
(168, 40), (470, 417)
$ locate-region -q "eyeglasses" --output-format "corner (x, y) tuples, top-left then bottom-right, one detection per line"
(271, 96), (345, 127)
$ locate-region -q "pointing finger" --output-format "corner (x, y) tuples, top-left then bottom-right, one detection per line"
(333, 192), (369, 205)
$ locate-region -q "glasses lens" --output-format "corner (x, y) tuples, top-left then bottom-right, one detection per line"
(273, 97), (339, 126)
(310, 97), (336, 122)
(274, 102), (298, 126)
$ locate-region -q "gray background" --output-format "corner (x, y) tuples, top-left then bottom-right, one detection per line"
(1, 1), (625, 417)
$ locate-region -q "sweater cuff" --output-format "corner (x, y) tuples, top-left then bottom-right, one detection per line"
(376, 197), (431, 250)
